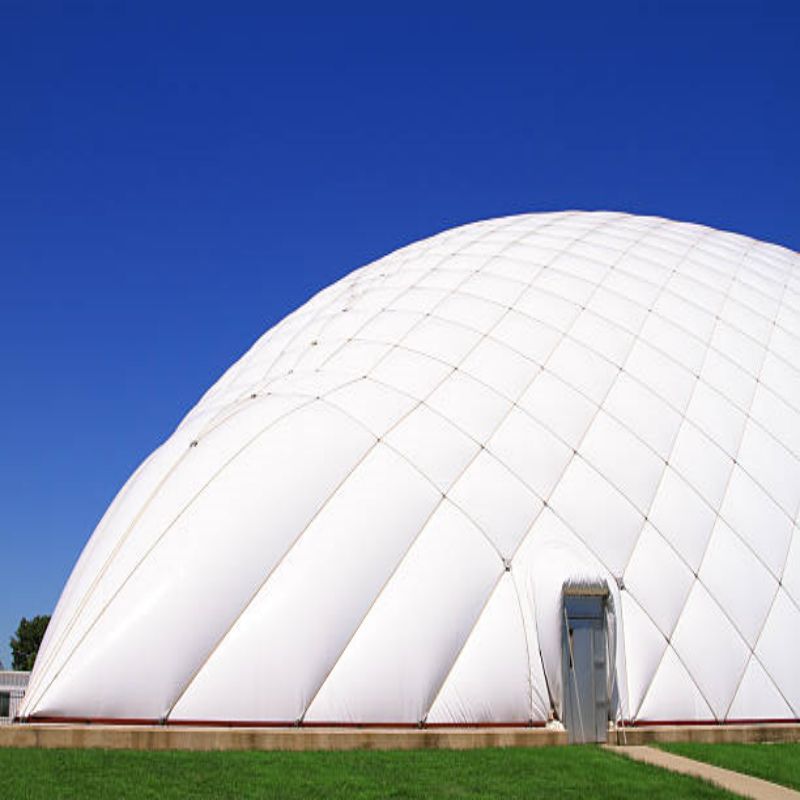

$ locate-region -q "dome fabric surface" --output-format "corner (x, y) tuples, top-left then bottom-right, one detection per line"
(22, 211), (800, 726)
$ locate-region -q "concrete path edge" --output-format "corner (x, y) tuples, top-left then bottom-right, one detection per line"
(606, 744), (800, 800)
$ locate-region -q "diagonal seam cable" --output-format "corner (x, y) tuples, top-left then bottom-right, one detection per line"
(720, 269), (799, 720)
(419, 574), (508, 725)
(23, 393), (333, 714)
(409, 218), (676, 726)
(166, 214), (580, 719)
(30, 215), (530, 707)
(627, 238), (788, 722)
(620, 236), (759, 722)
(483, 222), (717, 720)
(294, 219), (617, 723)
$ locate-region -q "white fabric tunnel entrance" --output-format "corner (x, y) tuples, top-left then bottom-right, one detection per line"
(562, 591), (609, 743)
(522, 516), (625, 735)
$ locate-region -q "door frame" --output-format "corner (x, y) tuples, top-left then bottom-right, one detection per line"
(561, 587), (609, 744)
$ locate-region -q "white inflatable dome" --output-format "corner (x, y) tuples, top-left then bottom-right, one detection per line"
(22, 211), (800, 727)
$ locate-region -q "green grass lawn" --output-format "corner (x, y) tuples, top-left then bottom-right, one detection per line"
(0, 746), (737, 800)
(659, 742), (800, 792)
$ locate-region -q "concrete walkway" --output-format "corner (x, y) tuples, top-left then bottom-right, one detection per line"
(607, 745), (800, 800)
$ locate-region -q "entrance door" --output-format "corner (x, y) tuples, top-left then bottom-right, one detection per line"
(562, 593), (608, 744)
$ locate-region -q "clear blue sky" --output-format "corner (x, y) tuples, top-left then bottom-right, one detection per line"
(0, 1), (797, 666)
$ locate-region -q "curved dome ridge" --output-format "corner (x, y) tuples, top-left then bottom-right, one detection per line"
(22, 211), (800, 726)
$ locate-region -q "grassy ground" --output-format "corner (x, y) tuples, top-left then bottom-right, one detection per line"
(660, 742), (800, 792)
(0, 746), (737, 799)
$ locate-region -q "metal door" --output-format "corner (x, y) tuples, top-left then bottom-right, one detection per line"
(562, 593), (608, 743)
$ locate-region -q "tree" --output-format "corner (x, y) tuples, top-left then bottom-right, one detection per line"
(10, 615), (50, 671)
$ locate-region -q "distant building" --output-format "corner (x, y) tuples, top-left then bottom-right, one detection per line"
(0, 671), (30, 724)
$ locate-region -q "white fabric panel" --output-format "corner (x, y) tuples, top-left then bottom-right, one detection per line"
(370, 347), (452, 400)
(510, 569), (554, 722)
(170, 444), (440, 722)
(324, 340), (393, 377)
(656, 290), (716, 342)
(639, 314), (706, 374)
(437, 293), (506, 332)
(624, 523), (694, 637)
(669, 424), (733, 511)
(304, 502), (500, 723)
(781, 327), (800, 369)
(754, 590), (800, 716)
(685, 382), (747, 458)
(728, 658), (794, 721)
(418, 269), (466, 293)
(34, 403), (375, 719)
(291, 340), (346, 373)
(720, 467), (793, 578)
(516, 287), (580, 332)
(546, 338), (618, 404)
(426, 575), (535, 724)
(484, 255), (542, 285)
(712, 323), (765, 376)
(602, 373), (682, 459)
(699, 519), (778, 647)
(570, 311), (633, 366)
(760, 352), (800, 412)
(749, 386), (800, 461)
(266, 369), (354, 400)
(647, 468), (716, 571)
(551, 251), (610, 287)
(603, 264), (662, 308)
(32, 399), (223, 664)
(488, 408), (572, 499)
(782, 531), (800, 606)
(447, 450), (543, 558)
(461, 337), (539, 400)
(26, 394), (312, 714)
(670, 582), (750, 720)
(358, 309), (422, 343)
(426, 370), (511, 444)
(538, 265), (594, 307)
(775, 304), (800, 340)
(462, 272), (526, 307)
(625, 340), (696, 412)
(580, 412), (665, 513)
(723, 300), (773, 345)
(588, 286), (648, 334)
(25, 211), (800, 726)
(638, 646), (714, 722)
(621, 591), (668, 717)
(402, 316), (482, 365)
(393, 287), (449, 315)
(548, 457), (643, 576)
(737, 422), (800, 518)
(517, 371), (596, 449)
(326, 378), (417, 438)
(24, 443), (171, 706)
(700, 349), (758, 412)
(313, 308), (372, 342)
(736, 252), (786, 293)
(492, 311), (562, 365)
(384, 404), (479, 492)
